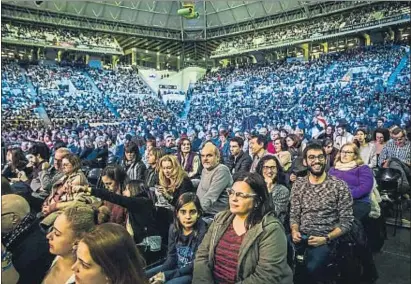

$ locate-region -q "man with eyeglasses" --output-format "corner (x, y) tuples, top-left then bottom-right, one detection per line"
(378, 128), (411, 168)
(1, 194), (53, 284)
(290, 143), (353, 283)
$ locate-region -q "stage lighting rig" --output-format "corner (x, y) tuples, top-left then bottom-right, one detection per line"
(178, 2), (199, 19)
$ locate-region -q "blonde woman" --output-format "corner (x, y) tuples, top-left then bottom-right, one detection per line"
(158, 155), (195, 206)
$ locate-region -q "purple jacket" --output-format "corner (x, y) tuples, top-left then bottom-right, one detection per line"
(329, 165), (373, 203)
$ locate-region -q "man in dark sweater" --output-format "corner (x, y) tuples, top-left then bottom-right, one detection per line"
(1, 194), (54, 284)
(225, 137), (252, 175)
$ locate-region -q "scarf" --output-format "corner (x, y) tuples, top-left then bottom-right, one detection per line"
(2, 213), (37, 250)
(177, 152), (195, 173)
(335, 161), (358, 171)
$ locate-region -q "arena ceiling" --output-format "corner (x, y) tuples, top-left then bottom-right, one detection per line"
(2, 0), (314, 30)
(1, 1), (366, 60)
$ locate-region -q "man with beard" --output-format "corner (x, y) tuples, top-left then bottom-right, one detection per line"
(26, 143), (52, 194)
(290, 142), (353, 283)
(378, 127), (411, 167)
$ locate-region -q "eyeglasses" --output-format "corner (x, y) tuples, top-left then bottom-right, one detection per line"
(226, 188), (257, 199)
(392, 136), (404, 142)
(307, 154), (325, 161)
(341, 151), (355, 155)
(263, 166), (277, 171)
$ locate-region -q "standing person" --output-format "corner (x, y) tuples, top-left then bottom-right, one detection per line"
(42, 205), (110, 284)
(120, 141), (146, 180)
(225, 137), (252, 175)
(290, 143), (353, 284)
(193, 172), (293, 284)
(72, 223), (148, 284)
(256, 155), (290, 225)
(158, 155), (195, 207)
(147, 193), (208, 284)
(176, 138), (201, 179)
(2, 194), (54, 284)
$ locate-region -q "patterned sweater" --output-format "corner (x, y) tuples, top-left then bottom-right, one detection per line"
(290, 175), (353, 237)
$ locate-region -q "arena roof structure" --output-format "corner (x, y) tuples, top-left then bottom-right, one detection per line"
(0, 1), (384, 60)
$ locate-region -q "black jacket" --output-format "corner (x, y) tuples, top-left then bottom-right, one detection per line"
(4, 218), (54, 284)
(225, 151), (253, 174)
(120, 159), (146, 181)
(162, 219), (208, 281)
(170, 177), (195, 206)
(91, 187), (158, 244)
(144, 166), (159, 189)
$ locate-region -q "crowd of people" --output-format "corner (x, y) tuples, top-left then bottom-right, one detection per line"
(213, 1), (409, 56)
(2, 22), (121, 53)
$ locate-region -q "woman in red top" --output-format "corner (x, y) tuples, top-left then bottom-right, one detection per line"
(193, 172), (293, 284)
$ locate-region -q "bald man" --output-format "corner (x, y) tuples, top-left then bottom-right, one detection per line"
(197, 143), (233, 216)
(2, 194), (53, 284)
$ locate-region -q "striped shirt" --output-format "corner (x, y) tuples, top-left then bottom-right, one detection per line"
(378, 140), (411, 167)
(213, 224), (244, 283)
(290, 175), (354, 237)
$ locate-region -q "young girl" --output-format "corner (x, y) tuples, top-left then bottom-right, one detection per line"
(147, 193), (207, 284)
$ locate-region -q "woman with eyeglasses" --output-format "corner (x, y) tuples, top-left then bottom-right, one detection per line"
(329, 143), (378, 282)
(193, 172), (293, 284)
(43, 205), (110, 284)
(256, 155), (290, 225)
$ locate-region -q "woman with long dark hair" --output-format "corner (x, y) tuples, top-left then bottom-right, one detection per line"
(72, 223), (148, 284)
(120, 141), (146, 180)
(193, 172), (292, 283)
(176, 138), (201, 179)
(322, 138), (338, 171)
(147, 192), (207, 284)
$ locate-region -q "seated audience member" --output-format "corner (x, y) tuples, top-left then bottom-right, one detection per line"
(256, 155), (290, 224)
(100, 165), (129, 225)
(42, 205), (110, 284)
(354, 129), (377, 168)
(334, 124), (354, 150)
(274, 138), (292, 172)
(120, 141), (146, 180)
(218, 130), (231, 163)
(225, 136), (252, 174)
(193, 172), (293, 283)
(83, 137), (108, 169)
(328, 142), (378, 281)
(176, 138), (201, 179)
(249, 134), (270, 173)
(163, 134), (177, 155)
(187, 130), (202, 153)
(41, 154), (96, 227)
(285, 134), (302, 163)
(371, 128), (390, 161)
(145, 147), (164, 189)
(322, 138), (338, 171)
(1, 176), (13, 195)
(1, 243), (19, 284)
(290, 143), (353, 283)
(267, 129), (280, 154)
(142, 138), (156, 167)
(2, 194), (54, 284)
(26, 142), (51, 193)
(147, 193), (207, 284)
(47, 148), (71, 191)
(196, 143), (233, 216)
(378, 127), (411, 167)
(2, 147), (31, 183)
(74, 180), (158, 245)
(72, 223), (148, 284)
(158, 155), (195, 207)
